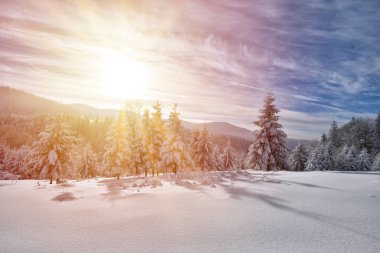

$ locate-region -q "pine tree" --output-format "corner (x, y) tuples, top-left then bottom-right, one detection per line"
(321, 133), (327, 143)
(305, 143), (333, 171)
(190, 129), (200, 163)
(29, 115), (78, 184)
(103, 111), (128, 179)
(288, 144), (308, 171)
(246, 92), (287, 171)
(125, 102), (144, 175)
(220, 142), (236, 171)
(212, 145), (222, 170)
(141, 109), (153, 177)
(194, 127), (216, 171)
(3, 146), (30, 178)
(0, 144), (6, 169)
(346, 145), (359, 171)
(79, 143), (97, 179)
(335, 145), (349, 171)
(328, 121), (339, 147)
(357, 148), (371, 171)
(374, 111), (380, 153)
(151, 101), (166, 176)
(371, 153), (380, 171)
(162, 104), (191, 174)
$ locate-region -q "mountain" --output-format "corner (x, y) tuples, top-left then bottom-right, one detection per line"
(182, 121), (253, 140)
(0, 86), (310, 148)
(0, 86), (117, 118)
(182, 120), (310, 149)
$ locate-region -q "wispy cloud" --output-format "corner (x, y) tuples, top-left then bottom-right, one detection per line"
(0, 0), (379, 139)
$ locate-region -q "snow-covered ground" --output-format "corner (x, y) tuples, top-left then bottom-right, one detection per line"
(1, 171), (380, 253)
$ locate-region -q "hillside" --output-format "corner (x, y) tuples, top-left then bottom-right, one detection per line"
(0, 86), (309, 148)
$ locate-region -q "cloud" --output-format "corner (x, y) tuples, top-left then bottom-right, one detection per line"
(0, 0), (379, 139)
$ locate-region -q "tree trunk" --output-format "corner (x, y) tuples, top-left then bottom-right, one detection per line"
(56, 178), (59, 184)
(49, 175), (53, 184)
(152, 168), (154, 177)
(144, 169), (147, 177)
(135, 167), (138, 176)
(116, 173), (120, 180)
(174, 165), (177, 175)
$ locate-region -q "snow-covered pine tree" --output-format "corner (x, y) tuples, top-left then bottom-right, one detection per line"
(212, 145), (222, 171)
(125, 102), (144, 175)
(29, 115), (78, 184)
(79, 143), (97, 179)
(346, 145), (359, 171)
(328, 120), (339, 147)
(321, 133), (328, 143)
(103, 111), (128, 179)
(305, 142), (334, 171)
(162, 104), (191, 174)
(151, 101), (166, 176)
(246, 92), (287, 171)
(335, 145), (349, 171)
(190, 129), (200, 165)
(371, 153), (380, 171)
(220, 142), (237, 171)
(305, 146), (322, 171)
(141, 109), (153, 177)
(194, 126), (216, 171)
(0, 144), (7, 169)
(3, 145), (30, 178)
(357, 148), (371, 171)
(288, 143), (308, 171)
(374, 111), (380, 153)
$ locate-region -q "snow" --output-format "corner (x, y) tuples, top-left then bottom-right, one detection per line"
(1, 171), (380, 253)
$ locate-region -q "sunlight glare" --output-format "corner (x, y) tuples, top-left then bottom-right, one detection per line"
(103, 51), (148, 99)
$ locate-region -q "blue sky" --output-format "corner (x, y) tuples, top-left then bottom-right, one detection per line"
(0, 0), (379, 139)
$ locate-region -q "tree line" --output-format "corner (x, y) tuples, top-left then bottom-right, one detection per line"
(1, 92), (379, 183)
(288, 113), (380, 172)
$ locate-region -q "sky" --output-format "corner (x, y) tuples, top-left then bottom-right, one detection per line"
(1, 0), (380, 139)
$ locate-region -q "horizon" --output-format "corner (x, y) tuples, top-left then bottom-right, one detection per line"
(1, 1), (380, 139)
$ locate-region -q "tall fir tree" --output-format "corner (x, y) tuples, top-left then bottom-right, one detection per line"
(346, 145), (359, 171)
(220, 142), (237, 171)
(321, 133), (328, 143)
(374, 111), (380, 153)
(288, 144), (308, 171)
(194, 126), (216, 171)
(305, 142), (334, 171)
(162, 104), (191, 174)
(357, 148), (371, 171)
(29, 115), (78, 184)
(246, 92), (287, 171)
(103, 111), (128, 179)
(190, 129), (200, 164)
(141, 109), (153, 177)
(125, 102), (144, 175)
(335, 145), (349, 171)
(79, 143), (97, 179)
(328, 121), (339, 147)
(151, 101), (166, 176)
(371, 153), (380, 171)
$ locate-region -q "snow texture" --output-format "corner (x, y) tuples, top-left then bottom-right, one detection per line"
(1, 171), (380, 253)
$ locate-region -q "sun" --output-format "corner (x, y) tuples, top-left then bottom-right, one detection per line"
(102, 51), (148, 99)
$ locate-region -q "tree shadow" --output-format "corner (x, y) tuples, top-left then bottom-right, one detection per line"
(219, 184), (380, 242)
(98, 178), (156, 201)
(51, 192), (77, 202)
(279, 180), (343, 191)
(330, 171), (380, 176)
(98, 179), (131, 201)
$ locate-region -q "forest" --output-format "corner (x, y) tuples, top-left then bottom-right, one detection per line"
(1, 90), (380, 184)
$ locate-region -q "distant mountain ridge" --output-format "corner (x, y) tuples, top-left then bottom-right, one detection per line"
(0, 86), (310, 148)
